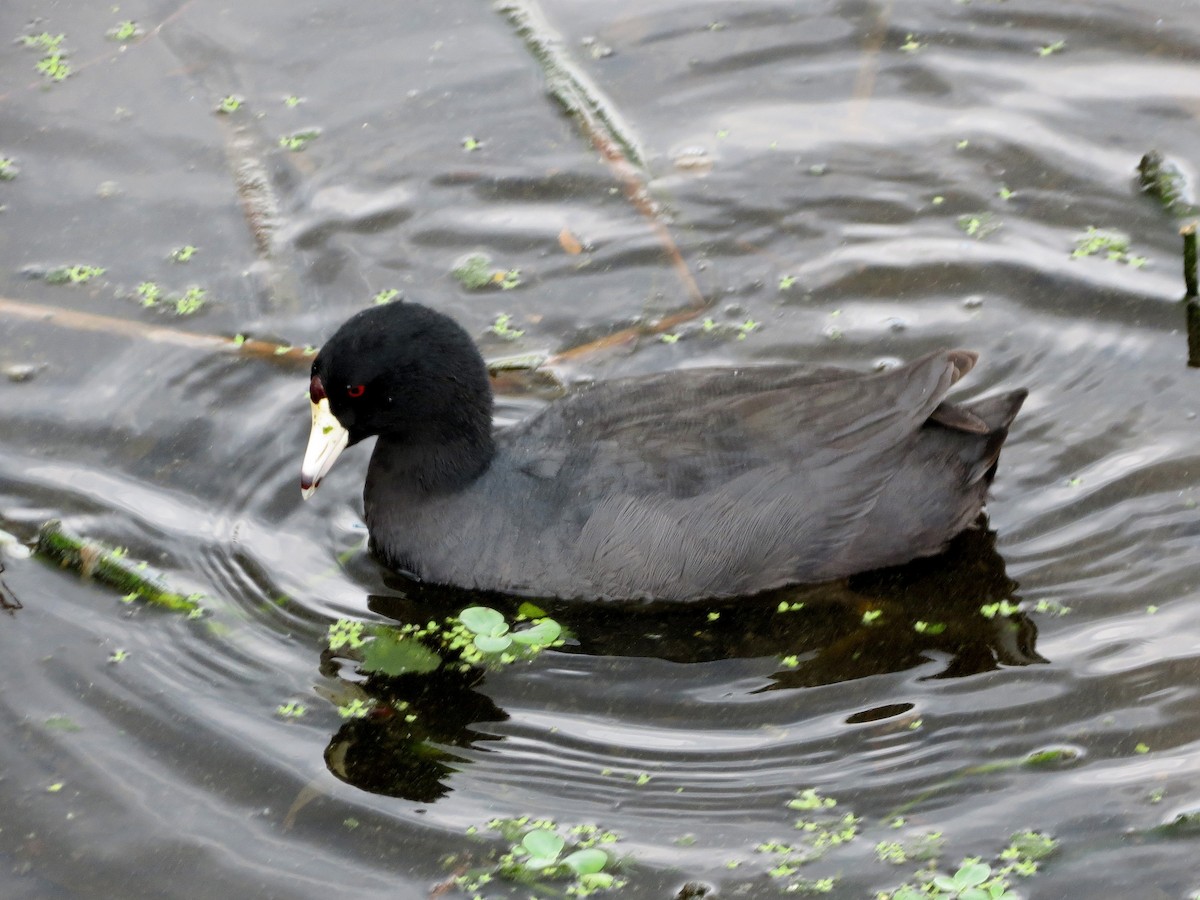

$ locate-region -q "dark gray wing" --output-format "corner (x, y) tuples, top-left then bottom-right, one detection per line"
(493, 351), (971, 599)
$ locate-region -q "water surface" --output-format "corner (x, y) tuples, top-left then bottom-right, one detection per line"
(2, 1), (1199, 897)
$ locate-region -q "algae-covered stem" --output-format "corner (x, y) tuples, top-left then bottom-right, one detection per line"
(494, 1), (646, 170)
(1139, 151), (1199, 219)
(35, 520), (201, 613)
(1182, 222), (1197, 299)
(1184, 222), (1200, 368)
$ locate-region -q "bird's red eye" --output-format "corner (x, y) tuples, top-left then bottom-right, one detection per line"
(347, 384), (366, 398)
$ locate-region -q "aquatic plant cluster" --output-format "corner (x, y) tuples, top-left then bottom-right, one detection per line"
(32, 257), (214, 318)
(19, 31), (72, 82)
(453, 252), (522, 292)
(325, 604), (565, 678)
(748, 788), (1057, 897)
(435, 787), (1059, 898)
(449, 818), (625, 898)
(22, 522), (1072, 897)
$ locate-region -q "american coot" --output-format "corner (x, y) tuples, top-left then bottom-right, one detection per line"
(301, 302), (1026, 601)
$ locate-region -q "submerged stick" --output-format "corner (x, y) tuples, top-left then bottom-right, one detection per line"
(495, 1), (645, 170)
(36, 520), (201, 613)
(495, 0), (706, 313)
(0, 295), (313, 364)
(0, 295), (563, 392)
(849, 0), (892, 113)
(543, 305), (710, 365)
(1188, 301), (1200, 369)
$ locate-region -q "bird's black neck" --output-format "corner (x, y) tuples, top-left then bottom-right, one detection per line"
(367, 430), (495, 497)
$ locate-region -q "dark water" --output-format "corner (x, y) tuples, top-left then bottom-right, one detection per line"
(2, 0), (1199, 897)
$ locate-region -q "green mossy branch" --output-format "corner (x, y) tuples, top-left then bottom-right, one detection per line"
(495, 1), (645, 170)
(36, 520), (201, 613)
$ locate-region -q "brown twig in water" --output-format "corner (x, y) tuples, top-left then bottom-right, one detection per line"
(222, 124), (282, 261)
(849, 0), (893, 115)
(209, 112), (306, 308)
(0, 295), (313, 365)
(429, 862), (472, 899)
(544, 305), (707, 365)
(0, 295), (566, 394)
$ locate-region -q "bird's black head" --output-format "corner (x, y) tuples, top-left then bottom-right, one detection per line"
(311, 301), (494, 445)
(301, 301), (494, 498)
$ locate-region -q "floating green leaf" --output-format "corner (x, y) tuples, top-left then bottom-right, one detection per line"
(490, 312), (525, 340)
(473, 633), (513, 653)
(107, 21), (142, 42)
(276, 701), (307, 718)
(136, 281), (161, 306)
(328, 618), (366, 651)
(510, 619), (561, 646)
(337, 698), (372, 719)
(279, 129), (320, 151)
(1072, 226), (1146, 266)
(45, 264), (106, 285)
(361, 632), (442, 676)
(517, 601), (547, 618)
(958, 212), (1000, 239)
(460, 606), (507, 636)
(175, 286), (207, 316)
(954, 861), (991, 887)
(563, 848), (608, 875)
(522, 829), (564, 867)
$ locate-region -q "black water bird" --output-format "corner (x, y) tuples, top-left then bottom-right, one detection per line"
(301, 302), (1025, 601)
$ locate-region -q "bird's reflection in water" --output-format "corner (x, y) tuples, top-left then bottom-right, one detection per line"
(323, 521), (1045, 801)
